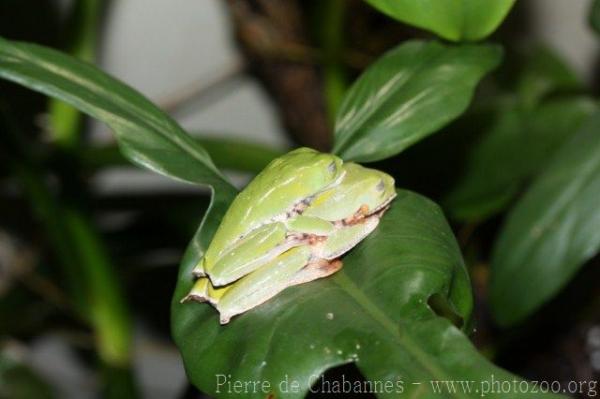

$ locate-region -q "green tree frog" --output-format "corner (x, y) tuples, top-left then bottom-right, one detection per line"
(193, 147), (344, 279)
(183, 148), (396, 324)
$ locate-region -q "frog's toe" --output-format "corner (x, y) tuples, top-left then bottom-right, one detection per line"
(318, 217), (380, 260)
(181, 277), (210, 303)
(191, 258), (207, 277)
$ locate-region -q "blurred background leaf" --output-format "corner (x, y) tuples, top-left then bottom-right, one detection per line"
(444, 97), (597, 221)
(0, 350), (56, 399)
(490, 113), (600, 326)
(48, 0), (102, 150)
(513, 44), (582, 108)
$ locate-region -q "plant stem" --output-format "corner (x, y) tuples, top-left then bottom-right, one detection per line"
(63, 209), (133, 369)
(15, 165), (86, 310)
(319, 0), (348, 125)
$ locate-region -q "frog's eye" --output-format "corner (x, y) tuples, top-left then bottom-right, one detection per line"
(376, 179), (385, 192)
(328, 161), (338, 174)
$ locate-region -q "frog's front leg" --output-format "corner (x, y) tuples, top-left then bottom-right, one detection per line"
(317, 216), (380, 260)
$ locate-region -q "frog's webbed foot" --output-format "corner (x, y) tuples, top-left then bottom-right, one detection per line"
(288, 258), (343, 287)
(216, 246), (313, 324)
(191, 258), (207, 278)
(181, 278), (210, 304)
(181, 277), (227, 305)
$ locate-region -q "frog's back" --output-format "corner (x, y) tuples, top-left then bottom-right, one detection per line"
(206, 148), (343, 263)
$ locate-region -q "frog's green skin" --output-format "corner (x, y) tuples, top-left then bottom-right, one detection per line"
(303, 163), (396, 222)
(205, 162), (396, 287)
(207, 221), (311, 286)
(185, 247), (342, 324)
(193, 148), (343, 278)
(184, 158), (397, 324)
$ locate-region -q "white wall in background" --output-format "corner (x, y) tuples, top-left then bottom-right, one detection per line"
(95, 0), (288, 148)
(529, 0), (598, 82)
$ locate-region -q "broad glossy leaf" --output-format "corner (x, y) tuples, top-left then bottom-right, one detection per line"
(365, 0), (515, 41)
(172, 190), (557, 398)
(444, 97), (597, 221)
(490, 114), (600, 326)
(0, 36), (235, 197)
(332, 41), (502, 162)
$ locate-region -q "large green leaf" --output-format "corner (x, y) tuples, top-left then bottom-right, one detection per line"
(172, 190), (557, 398)
(0, 36), (235, 197)
(332, 41), (502, 162)
(490, 114), (600, 327)
(365, 0), (515, 41)
(444, 97), (597, 221)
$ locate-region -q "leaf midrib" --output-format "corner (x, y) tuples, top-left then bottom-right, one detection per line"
(333, 271), (469, 398)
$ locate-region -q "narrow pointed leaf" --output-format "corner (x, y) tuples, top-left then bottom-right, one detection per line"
(332, 41), (502, 162)
(444, 97), (597, 221)
(490, 114), (600, 326)
(0, 36), (234, 196)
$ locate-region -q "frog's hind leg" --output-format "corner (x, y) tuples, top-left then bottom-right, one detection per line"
(216, 246), (312, 324)
(288, 258), (343, 287)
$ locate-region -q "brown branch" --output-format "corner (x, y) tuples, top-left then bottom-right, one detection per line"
(224, 0), (332, 151)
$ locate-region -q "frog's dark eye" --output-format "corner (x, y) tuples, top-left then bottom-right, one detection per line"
(328, 161), (337, 174)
